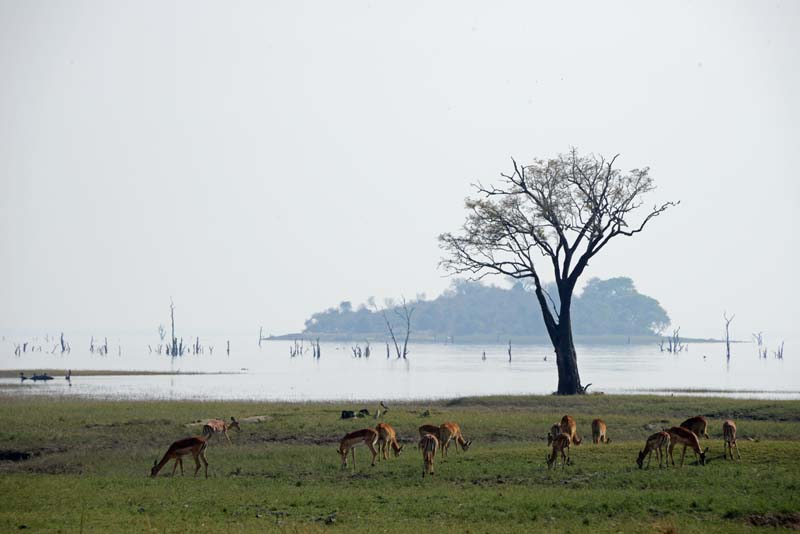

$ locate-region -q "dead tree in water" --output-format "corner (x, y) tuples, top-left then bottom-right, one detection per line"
(227, 339), (231, 356)
(752, 332), (764, 359)
(724, 312), (735, 361)
(508, 340), (512, 362)
(170, 299), (178, 357)
(774, 341), (784, 360)
(374, 297), (414, 359)
(664, 328), (684, 353)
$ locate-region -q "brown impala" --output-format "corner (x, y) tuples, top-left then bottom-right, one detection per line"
(336, 428), (379, 470)
(679, 416), (710, 439)
(546, 433), (571, 469)
(419, 433), (439, 478)
(439, 422), (472, 457)
(636, 431), (670, 469)
(591, 418), (610, 444)
(418, 424), (441, 441)
(546, 423), (562, 446)
(202, 417), (241, 444)
(667, 426), (708, 467)
(151, 436), (209, 479)
(722, 419), (742, 460)
(560, 415), (583, 445)
(375, 422), (404, 460)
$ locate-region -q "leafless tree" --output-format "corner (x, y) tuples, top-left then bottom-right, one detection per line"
(440, 149), (677, 394)
(752, 332), (764, 359)
(374, 297), (415, 359)
(724, 312), (735, 361)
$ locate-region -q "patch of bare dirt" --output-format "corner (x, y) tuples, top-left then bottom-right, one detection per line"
(747, 513), (800, 530)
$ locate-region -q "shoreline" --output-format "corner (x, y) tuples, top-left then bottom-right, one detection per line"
(0, 369), (241, 378)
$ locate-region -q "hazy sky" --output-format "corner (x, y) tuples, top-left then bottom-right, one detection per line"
(1, 1), (798, 342)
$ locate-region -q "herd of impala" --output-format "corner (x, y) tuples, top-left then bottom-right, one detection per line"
(149, 412), (742, 479)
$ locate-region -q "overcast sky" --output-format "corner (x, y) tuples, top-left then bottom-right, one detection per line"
(1, 1), (797, 342)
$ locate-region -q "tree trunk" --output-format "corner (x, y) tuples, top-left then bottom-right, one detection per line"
(553, 309), (582, 395)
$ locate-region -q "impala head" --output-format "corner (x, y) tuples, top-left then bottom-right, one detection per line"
(461, 439), (472, 452)
(335, 448), (347, 468)
(394, 444), (404, 457)
(699, 446), (709, 466)
(636, 450), (645, 469)
(230, 417), (241, 432)
(150, 459), (159, 478)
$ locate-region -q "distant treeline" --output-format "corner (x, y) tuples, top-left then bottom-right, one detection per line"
(302, 277), (669, 339)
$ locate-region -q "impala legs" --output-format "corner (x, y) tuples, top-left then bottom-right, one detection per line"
(171, 457), (185, 476)
(193, 450), (208, 478)
(367, 441), (378, 466)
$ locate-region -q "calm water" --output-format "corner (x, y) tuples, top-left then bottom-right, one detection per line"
(0, 336), (796, 401)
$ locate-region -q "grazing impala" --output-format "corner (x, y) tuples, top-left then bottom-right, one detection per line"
(439, 422), (472, 457)
(560, 415), (583, 445)
(202, 417), (241, 444)
(636, 431), (671, 469)
(591, 418), (610, 444)
(667, 426), (708, 467)
(375, 423), (404, 460)
(336, 428), (379, 470)
(546, 433), (571, 469)
(419, 433), (439, 478)
(547, 423), (562, 446)
(722, 419), (742, 460)
(679, 416), (710, 439)
(150, 436), (209, 479)
(418, 424), (441, 440)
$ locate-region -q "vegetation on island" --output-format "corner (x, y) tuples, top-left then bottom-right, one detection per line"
(304, 277), (669, 341)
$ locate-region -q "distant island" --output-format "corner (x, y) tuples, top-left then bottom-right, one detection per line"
(278, 277), (694, 344)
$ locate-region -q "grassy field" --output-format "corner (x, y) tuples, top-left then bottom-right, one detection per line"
(0, 394), (798, 532)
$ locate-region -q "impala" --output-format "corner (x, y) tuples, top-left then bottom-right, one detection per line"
(202, 417), (241, 444)
(560, 415), (583, 445)
(546, 433), (571, 469)
(591, 418), (610, 444)
(375, 422), (404, 460)
(636, 431), (670, 469)
(667, 426), (708, 467)
(679, 415), (710, 439)
(419, 433), (439, 478)
(336, 428), (379, 470)
(418, 424), (441, 440)
(546, 423), (562, 446)
(722, 419), (742, 460)
(439, 422), (472, 457)
(150, 436), (209, 479)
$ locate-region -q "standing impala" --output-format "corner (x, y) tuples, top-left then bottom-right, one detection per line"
(375, 422), (404, 460)
(546, 423), (562, 446)
(679, 416), (710, 439)
(667, 426), (708, 467)
(560, 415), (583, 445)
(150, 436), (209, 479)
(591, 418), (610, 444)
(546, 433), (571, 469)
(722, 419), (742, 460)
(418, 424), (441, 440)
(439, 422), (472, 457)
(419, 432), (439, 478)
(636, 431), (671, 469)
(202, 417), (241, 444)
(336, 428), (379, 470)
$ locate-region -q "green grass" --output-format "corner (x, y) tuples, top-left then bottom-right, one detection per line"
(1, 395), (799, 532)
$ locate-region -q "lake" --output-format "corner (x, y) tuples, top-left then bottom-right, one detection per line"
(0, 335), (796, 401)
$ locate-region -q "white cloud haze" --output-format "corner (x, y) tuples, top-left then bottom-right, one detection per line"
(1, 1), (798, 341)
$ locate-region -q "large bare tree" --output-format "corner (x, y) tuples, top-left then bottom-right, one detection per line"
(439, 149), (678, 394)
